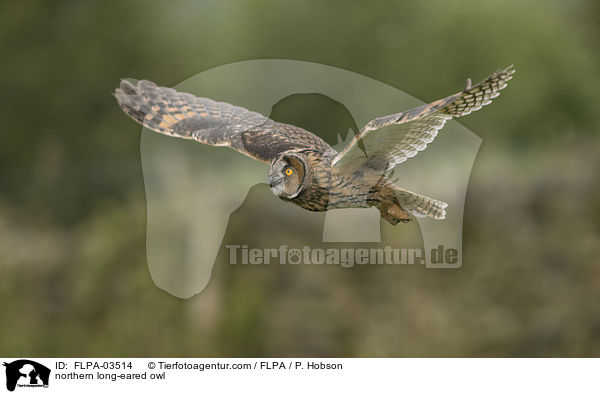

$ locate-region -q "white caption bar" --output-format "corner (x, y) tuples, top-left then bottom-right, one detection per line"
(1, 358), (597, 393)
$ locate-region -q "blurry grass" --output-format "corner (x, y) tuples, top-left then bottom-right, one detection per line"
(1, 137), (599, 356)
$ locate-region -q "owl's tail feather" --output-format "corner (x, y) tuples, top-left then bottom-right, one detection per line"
(393, 186), (448, 220)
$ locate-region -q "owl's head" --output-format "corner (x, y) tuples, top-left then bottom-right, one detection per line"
(268, 152), (309, 200)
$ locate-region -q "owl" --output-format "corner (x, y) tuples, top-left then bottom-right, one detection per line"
(114, 65), (514, 224)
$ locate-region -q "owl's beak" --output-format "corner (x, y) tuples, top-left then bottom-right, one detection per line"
(267, 175), (281, 188)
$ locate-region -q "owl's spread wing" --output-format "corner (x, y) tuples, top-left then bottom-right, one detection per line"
(332, 65), (515, 170)
(115, 80), (331, 164)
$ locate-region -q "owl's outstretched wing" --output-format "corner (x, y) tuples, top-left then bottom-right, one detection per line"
(115, 80), (332, 164)
(332, 65), (515, 170)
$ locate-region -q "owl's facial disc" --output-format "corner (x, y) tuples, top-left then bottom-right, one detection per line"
(268, 154), (306, 200)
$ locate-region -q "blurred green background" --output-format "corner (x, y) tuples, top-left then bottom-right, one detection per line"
(1, 0), (599, 357)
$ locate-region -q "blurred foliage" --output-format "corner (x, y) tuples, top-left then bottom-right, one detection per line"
(0, 0), (599, 356)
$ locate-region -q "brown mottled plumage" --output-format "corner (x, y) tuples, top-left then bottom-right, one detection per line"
(114, 65), (515, 224)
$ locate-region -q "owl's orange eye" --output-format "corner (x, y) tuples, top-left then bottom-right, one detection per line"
(285, 168), (294, 176)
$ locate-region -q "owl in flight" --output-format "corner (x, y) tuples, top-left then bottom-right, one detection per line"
(115, 65), (514, 225)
